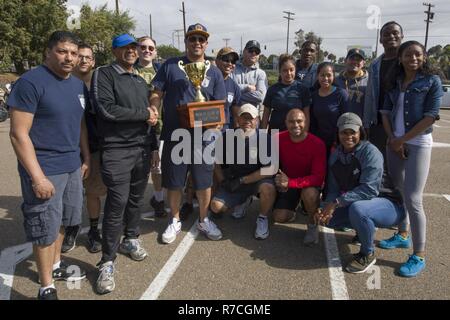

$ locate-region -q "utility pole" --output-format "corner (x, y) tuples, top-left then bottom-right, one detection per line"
(423, 2), (435, 51)
(283, 11), (295, 54)
(180, 2), (187, 51)
(374, 13), (381, 58)
(149, 14), (153, 38)
(240, 36), (243, 55)
(115, 0), (119, 15)
(223, 38), (230, 47)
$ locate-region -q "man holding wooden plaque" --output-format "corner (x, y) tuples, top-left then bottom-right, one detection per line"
(150, 23), (227, 244)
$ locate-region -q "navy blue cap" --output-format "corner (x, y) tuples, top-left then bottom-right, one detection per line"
(244, 40), (261, 54)
(112, 34), (137, 49)
(346, 48), (366, 60)
(185, 23), (209, 38)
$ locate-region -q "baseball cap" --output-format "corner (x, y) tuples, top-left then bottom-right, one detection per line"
(216, 47), (239, 61)
(337, 112), (363, 132)
(244, 40), (261, 54)
(185, 23), (210, 39)
(346, 48), (366, 60)
(112, 34), (137, 49)
(238, 104), (259, 119)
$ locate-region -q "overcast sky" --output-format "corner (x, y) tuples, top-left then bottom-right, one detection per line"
(67, 0), (450, 59)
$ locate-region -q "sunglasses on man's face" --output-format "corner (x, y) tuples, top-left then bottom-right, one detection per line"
(188, 36), (206, 44)
(140, 45), (155, 51)
(220, 56), (237, 64)
(247, 48), (260, 55)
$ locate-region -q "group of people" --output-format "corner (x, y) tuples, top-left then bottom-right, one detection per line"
(7, 19), (443, 300)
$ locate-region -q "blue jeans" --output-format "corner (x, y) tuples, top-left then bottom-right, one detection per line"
(328, 198), (406, 255)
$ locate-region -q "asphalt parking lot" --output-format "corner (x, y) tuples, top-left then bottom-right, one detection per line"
(1, 111), (449, 300)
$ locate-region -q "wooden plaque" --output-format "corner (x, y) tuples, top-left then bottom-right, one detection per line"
(177, 100), (226, 129)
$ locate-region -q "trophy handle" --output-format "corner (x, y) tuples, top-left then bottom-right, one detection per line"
(178, 60), (188, 79)
(204, 60), (211, 76)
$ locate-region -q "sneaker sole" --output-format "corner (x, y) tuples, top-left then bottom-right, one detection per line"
(162, 235), (177, 244)
(96, 283), (115, 295)
(255, 232), (269, 240)
(197, 228), (222, 241)
(118, 247), (148, 261)
(377, 243), (411, 250)
(345, 258), (377, 274)
(61, 243), (76, 253)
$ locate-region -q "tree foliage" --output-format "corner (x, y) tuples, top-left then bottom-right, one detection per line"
(428, 44), (450, 80)
(294, 29), (326, 62)
(156, 45), (183, 60)
(74, 4), (135, 67)
(0, 0), (68, 73)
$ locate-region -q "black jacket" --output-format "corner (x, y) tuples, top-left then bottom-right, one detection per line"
(91, 62), (157, 150)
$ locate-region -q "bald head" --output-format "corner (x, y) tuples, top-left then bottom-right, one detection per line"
(285, 108), (307, 140)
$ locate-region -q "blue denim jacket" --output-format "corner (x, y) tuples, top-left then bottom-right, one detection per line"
(380, 73), (442, 135)
(363, 55), (382, 128)
(325, 141), (383, 207)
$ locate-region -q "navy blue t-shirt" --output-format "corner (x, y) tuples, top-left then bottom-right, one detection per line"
(7, 65), (86, 176)
(216, 129), (272, 179)
(310, 86), (348, 150)
(263, 80), (311, 131)
(224, 77), (241, 129)
(151, 56), (227, 140)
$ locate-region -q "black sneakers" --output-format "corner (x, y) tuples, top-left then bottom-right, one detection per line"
(179, 202), (194, 221)
(53, 261), (87, 281)
(62, 225), (80, 253)
(87, 228), (102, 253)
(150, 196), (166, 217)
(37, 287), (58, 300)
(345, 252), (376, 273)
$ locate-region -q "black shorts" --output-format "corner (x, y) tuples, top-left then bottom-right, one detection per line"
(274, 187), (321, 211)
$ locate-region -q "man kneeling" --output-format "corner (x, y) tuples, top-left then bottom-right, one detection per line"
(210, 104), (276, 239)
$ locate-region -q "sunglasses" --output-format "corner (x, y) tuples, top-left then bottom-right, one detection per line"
(188, 36), (206, 44)
(247, 48), (260, 55)
(220, 56), (237, 64)
(140, 45), (155, 51)
(79, 55), (93, 61)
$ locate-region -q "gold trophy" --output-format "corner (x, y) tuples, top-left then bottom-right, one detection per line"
(177, 60), (225, 129)
(178, 60), (210, 102)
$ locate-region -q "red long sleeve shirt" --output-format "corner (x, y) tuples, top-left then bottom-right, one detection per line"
(278, 131), (326, 189)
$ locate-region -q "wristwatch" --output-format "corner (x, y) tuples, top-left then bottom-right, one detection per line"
(333, 198), (341, 208)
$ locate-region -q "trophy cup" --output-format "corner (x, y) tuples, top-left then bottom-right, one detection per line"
(177, 60), (225, 129)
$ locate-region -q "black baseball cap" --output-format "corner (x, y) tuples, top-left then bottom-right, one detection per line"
(244, 40), (261, 54)
(346, 48), (366, 60)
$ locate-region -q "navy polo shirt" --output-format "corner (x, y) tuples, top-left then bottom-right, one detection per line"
(151, 56), (227, 140)
(263, 80), (311, 131)
(7, 65), (86, 176)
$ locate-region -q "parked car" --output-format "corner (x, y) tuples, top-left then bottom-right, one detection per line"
(442, 84), (450, 109)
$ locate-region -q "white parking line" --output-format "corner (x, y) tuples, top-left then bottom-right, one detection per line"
(433, 142), (450, 148)
(321, 226), (349, 300)
(444, 195), (450, 203)
(140, 222), (199, 300)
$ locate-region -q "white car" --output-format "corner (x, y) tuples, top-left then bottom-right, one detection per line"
(442, 84), (450, 109)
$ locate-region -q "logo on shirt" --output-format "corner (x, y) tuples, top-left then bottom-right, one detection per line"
(353, 168), (360, 176)
(78, 94), (86, 110)
(201, 76), (211, 88)
(227, 93), (234, 103)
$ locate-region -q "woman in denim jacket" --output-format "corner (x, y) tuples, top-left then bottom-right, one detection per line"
(379, 40), (443, 277)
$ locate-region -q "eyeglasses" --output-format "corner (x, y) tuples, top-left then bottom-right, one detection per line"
(220, 56), (237, 64)
(140, 45), (155, 51)
(188, 36), (206, 44)
(247, 48), (260, 55)
(79, 55), (93, 61)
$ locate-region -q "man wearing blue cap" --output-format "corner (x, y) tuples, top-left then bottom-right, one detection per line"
(149, 23), (226, 244)
(91, 33), (159, 294)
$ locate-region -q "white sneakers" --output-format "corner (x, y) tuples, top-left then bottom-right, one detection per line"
(303, 224), (319, 246)
(197, 217), (223, 240)
(162, 218), (182, 244)
(255, 215), (269, 240)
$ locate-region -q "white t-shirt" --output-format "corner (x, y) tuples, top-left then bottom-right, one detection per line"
(394, 92), (432, 147)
